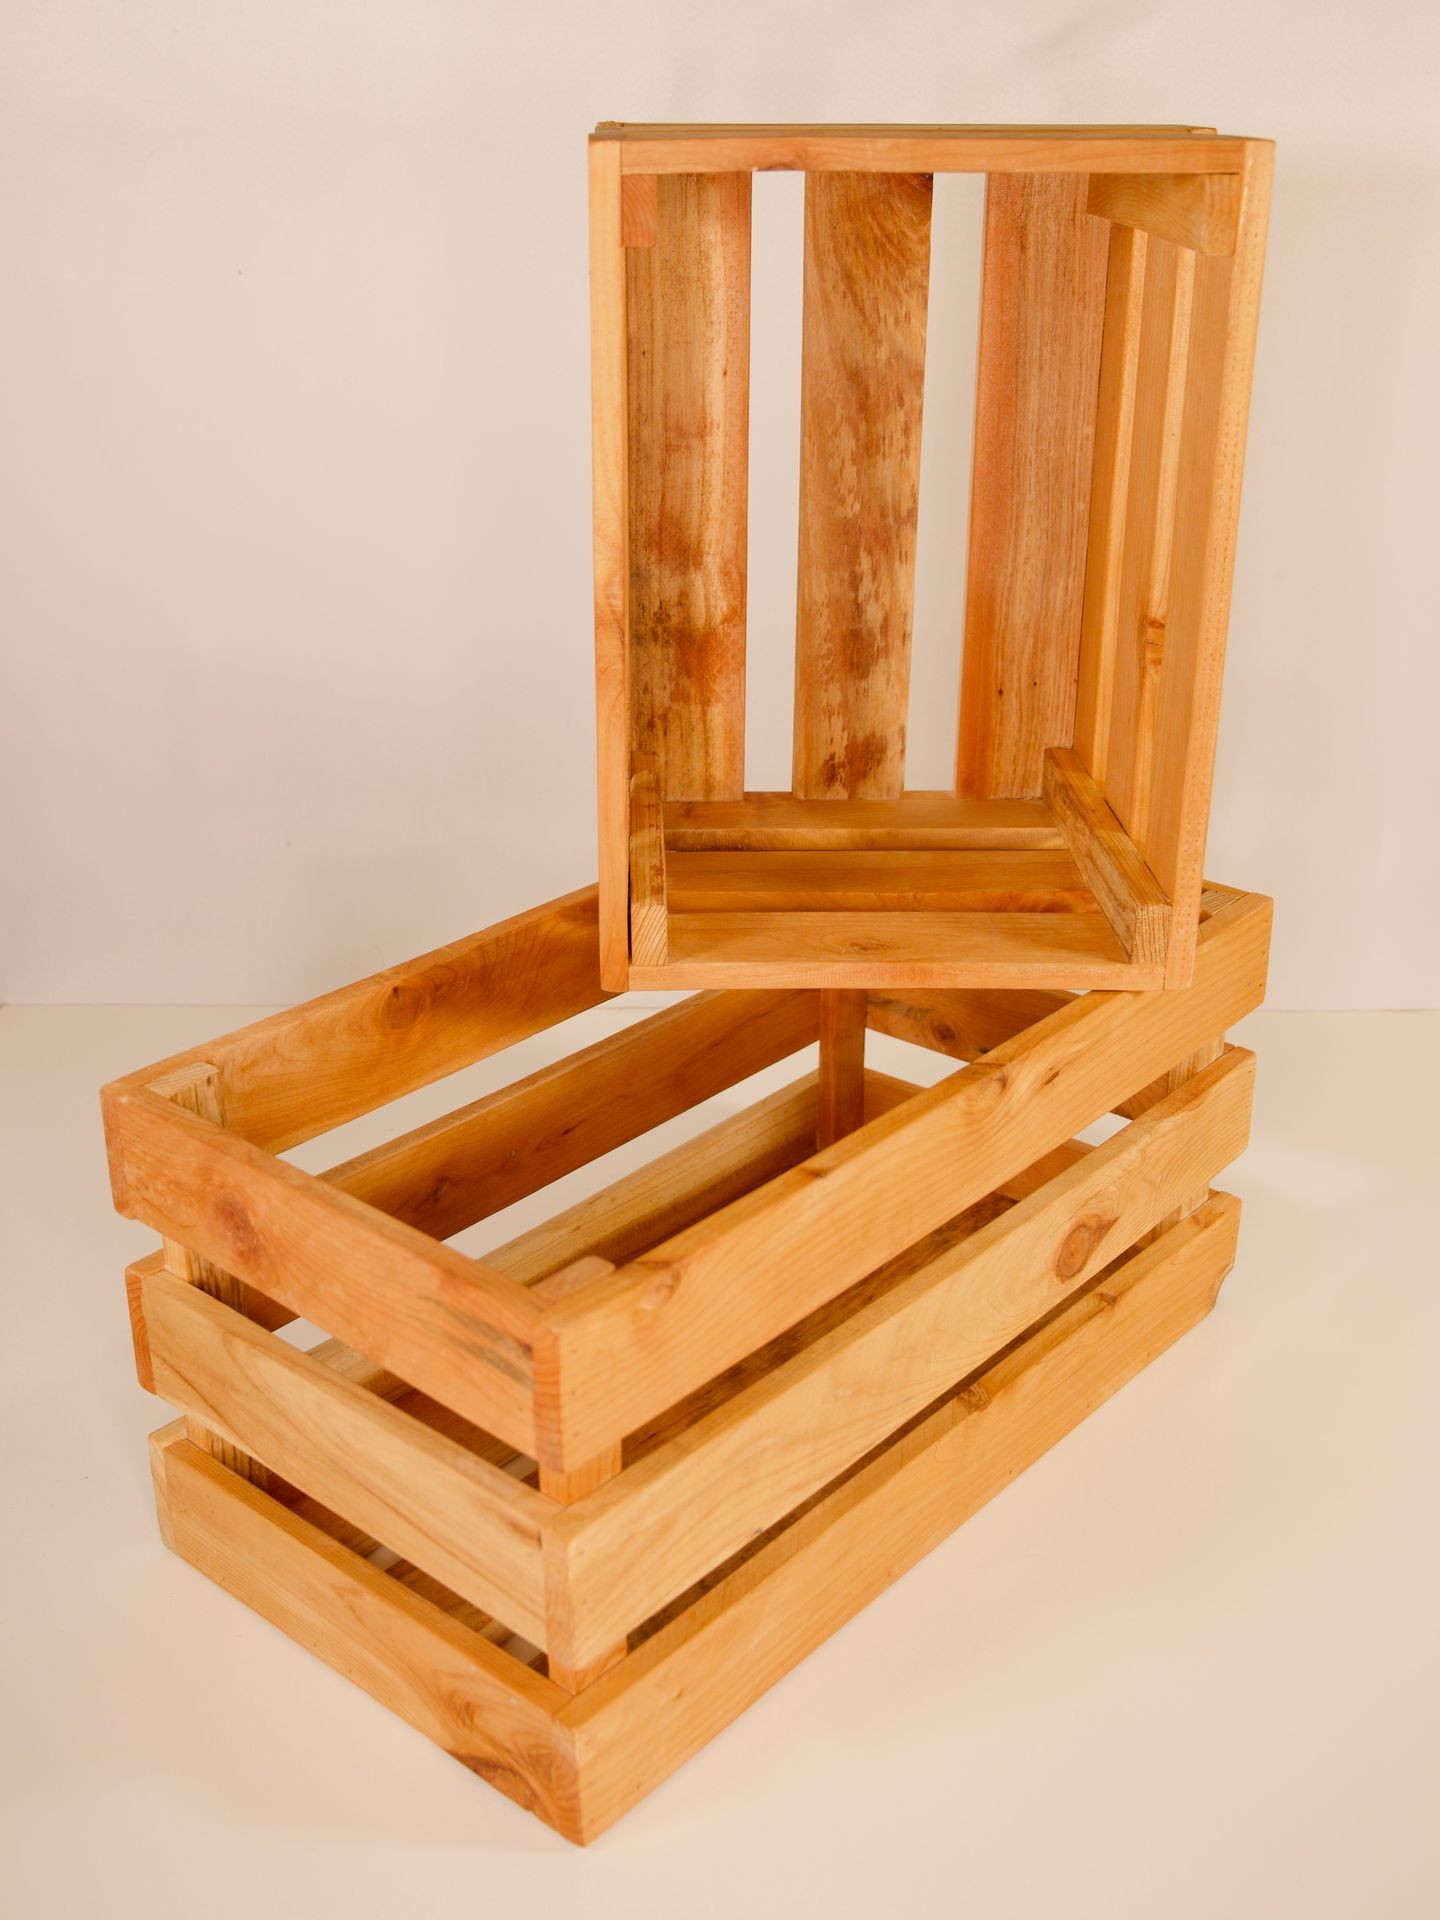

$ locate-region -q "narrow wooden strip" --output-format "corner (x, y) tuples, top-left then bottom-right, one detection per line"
(547, 1055), (1251, 1669)
(817, 990), (867, 1148)
(107, 1088), (542, 1454)
(666, 793), (1063, 851)
(628, 751), (668, 966)
(144, 1271), (553, 1642)
(324, 989), (816, 1242)
(957, 174), (1110, 799)
(602, 132), (1253, 177)
(590, 138), (633, 989)
(1075, 222), (1147, 778)
(151, 1434), (582, 1841)
(635, 909), (1151, 991)
(101, 888), (607, 1170)
(1088, 172), (1239, 255)
(538, 891), (1269, 1465)
(666, 848), (1093, 913)
(1043, 747), (1170, 964)
(628, 172), (750, 802)
(793, 170), (932, 799)
(561, 1196), (1242, 1840)
(620, 172), (658, 246)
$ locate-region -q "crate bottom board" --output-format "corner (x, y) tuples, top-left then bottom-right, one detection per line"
(150, 1191), (1240, 1845)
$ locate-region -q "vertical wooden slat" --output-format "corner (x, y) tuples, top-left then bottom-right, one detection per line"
(793, 171), (933, 800)
(589, 138), (632, 988)
(956, 174), (1109, 799)
(817, 989), (867, 1146)
(628, 173), (752, 803)
(1074, 222), (1147, 781)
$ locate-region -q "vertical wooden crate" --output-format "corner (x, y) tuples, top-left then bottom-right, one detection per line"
(104, 881), (1271, 1843)
(590, 125), (1273, 992)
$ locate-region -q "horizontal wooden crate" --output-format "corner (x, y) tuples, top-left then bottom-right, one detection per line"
(105, 880), (1271, 1843)
(590, 124), (1273, 993)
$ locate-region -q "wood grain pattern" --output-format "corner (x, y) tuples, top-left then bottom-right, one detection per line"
(597, 128), (1249, 178)
(665, 848), (1093, 913)
(1043, 746), (1170, 963)
(628, 173), (751, 803)
(1088, 171), (1240, 255)
(817, 990), (867, 1147)
(628, 751), (669, 965)
(957, 174), (1110, 799)
(793, 170), (932, 799)
(666, 792), (1062, 851)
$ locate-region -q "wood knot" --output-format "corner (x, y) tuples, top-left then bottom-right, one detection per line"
(1054, 1211), (1115, 1282)
(381, 981), (429, 1030)
(213, 1189), (260, 1261)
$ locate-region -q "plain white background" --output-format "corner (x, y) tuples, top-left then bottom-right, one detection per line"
(3, 0), (1438, 1009)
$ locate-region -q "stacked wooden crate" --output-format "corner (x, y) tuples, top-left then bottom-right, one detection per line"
(104, 125), (1273, 1843)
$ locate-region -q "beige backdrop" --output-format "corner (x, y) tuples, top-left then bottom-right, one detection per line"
(3, 0), (1436, 1007)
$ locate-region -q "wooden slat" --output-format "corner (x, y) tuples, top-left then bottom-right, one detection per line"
(106, 1087), (543, 1454)
(100, 887), (607, 1169)
(957, 174), (1110, 799)
(628, 172), (751, 803)
(560, 1195), (1242, 1841)
(1146, 147), (1274, 986)
(150, 1433), (583, 1840)
(1088, 172), (1240, 255)
(793, 170), (932, 799)
(666, 793), (1063, 851)
(535, 890), (1270, 1466)
(634, 909), (1151, 991)
(1043, 747), (1170, 963)
(620, 172), (657, 247)
(545, 1051), (1252, 1670)
(598, 128), (1252, 178)
(322, 989), (817, 1241)
(817, 990), (867, 1147)
(628, 751), (669, 966)
(1075, 222), (1147, 776)
(666, 848), (1094, 913)
(590, 139), (633, 989)
(143, 1271), (553, 1643)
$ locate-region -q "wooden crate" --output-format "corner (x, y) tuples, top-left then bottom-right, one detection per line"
(590, 124), (1273, 994)
(103, 881), (1271, 1844)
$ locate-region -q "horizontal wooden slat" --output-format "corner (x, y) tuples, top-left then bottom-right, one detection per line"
(597, 129), (1253, 177)
(1088, 171), (1240, 255)
(101, 886), (607, 1168)
(144, 1272), (553, 1643)
(150, 1432), (583, 1840)
(634, 910), (1153, 991)
(1044, 746), (1171, 964)
(544, 1052), (1252, 1669)
(666, 849), (1093, 914)
(106, 1088), (542, 1454)
(665, 792), (1063, 852)
(559, 1194), (1242, 1840)
(535, 890), (1270, 1466)
(322, 990), (818, 1241)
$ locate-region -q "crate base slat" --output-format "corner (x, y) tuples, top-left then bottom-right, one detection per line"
(150, 1193), (1239, 1847)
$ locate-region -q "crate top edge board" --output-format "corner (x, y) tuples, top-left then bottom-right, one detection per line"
(590, 122), (1273, 993)
(590, 122), (1270, 172)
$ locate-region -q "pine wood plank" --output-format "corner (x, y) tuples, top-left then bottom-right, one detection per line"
(1088, 171), (1240, 255)
(666, 793), (1063, 851)
(628, 751), (669, 966)
(546, 1054), (1252, 1671)
(956, 174), (1110, 799)
(537, 891), (1270, 1466)
(620, 172), (658, 247)
(560, 1195), (1242, 1840)
(1043, 746), (1171, 963)
(817, 989), (867, 1147)
(143, 1269), (553, 1643)
(665, 848), (1093, 913)
(628, 172), (751, 802)
(597, 128), (1251, 177)
(793, 170), (932, 799)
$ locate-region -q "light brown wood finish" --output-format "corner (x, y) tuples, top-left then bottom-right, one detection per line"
(545, 1054), (1252, 1672)
(1043, 747), (1170, 963)
(590, 140), (633, 989)
(793, 171), (932, 799)
(596, 126), (1249, 177)
(666, 792), (1064, 851)
(323, 988), (816, 1242)
(1088, 171), (1240, 255)
(817, 989), (867, 1147)
(620, 172), (658, 247)
(538, 890), (1270, 1467)
(628, 751), (669, 965)
(101, 887), (607, 1169)
(957, 174), (1110, 799)
(143, 1270), (554, 1642)
(666, 848), (1094, 913)
(627, 172), (751, 802)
